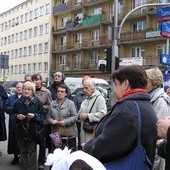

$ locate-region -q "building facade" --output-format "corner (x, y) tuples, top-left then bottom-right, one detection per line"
(0, 0), (170, 83)
(0, 0), (51, 82)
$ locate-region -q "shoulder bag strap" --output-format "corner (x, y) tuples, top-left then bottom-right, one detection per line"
(133, 101), (141, 145)
(89, 95), (100, 113)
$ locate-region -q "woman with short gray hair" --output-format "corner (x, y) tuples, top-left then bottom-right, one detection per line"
(78, 78), (107, 143)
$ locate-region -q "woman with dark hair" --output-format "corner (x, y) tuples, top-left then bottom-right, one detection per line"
(82, 65), (158, 169)
(47, 84), (77, 152)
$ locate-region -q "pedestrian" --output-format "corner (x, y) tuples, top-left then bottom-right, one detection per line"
(48, 71), (72, 100)
(73, 76), (91, 149)
(78, 78), (107, 143)
(10, 81), (45, 170)
(24, 73), (32, 82)
(82, 65), (157, 169)
(4, 82), (23, 165)
(31, 73), (52, 169)
(157, 118), (170, 170)
(0, 84), (8, 156)
(146, 67), (170, 170)
(47, 84), (77, 152)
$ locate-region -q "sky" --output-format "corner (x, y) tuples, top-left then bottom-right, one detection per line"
(0, 0), (26, 14)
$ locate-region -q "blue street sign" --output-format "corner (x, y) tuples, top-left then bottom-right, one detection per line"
(160, 54), (170, 65)
(161, 21), (170, 37)
(157, 6), (170, 22)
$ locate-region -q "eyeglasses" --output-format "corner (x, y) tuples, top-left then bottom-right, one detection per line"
(57, 90), (66, 93)
(55, 74), (61, 77)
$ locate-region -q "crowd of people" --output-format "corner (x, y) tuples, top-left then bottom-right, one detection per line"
(0, 65), (170, 170)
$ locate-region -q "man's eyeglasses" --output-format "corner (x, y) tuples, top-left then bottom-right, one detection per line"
(55, 74), (61, 77)
(57, 90), (66, 93)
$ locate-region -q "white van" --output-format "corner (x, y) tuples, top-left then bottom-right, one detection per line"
(65, 77), (109, 93)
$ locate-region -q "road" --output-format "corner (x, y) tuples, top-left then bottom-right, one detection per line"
(0, 114), (50, 170)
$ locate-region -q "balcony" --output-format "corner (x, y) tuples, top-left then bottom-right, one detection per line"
(119, 29), (163, 43)
(52, 36), (111, 52)
(82, 14), (102, 27)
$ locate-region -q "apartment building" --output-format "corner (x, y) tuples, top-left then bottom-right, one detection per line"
(51, 0), (170, 81)
(0, 0), (170, 82)
(0, 0), (51, 82)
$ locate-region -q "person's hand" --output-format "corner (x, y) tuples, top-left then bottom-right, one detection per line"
(17, 114), (26, 120)
(156, 139), (166, 147)
(157, 119), (170, 139)
(79, 113), (88, 121)
(81, 143), (85, 150)
(27, 113), (35, 119)
(52, 119), (59, 125)
(58, 120), (65, 126)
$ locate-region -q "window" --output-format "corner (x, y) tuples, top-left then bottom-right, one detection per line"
(90, 51), (99, 64)
(44, 62), (48, 71)
(38, 62), (42, 71)
(39, 43), (43, 53)
(28, 64), (31, 72)
(33, 63), (36, 72)
(15, 33), (19, 42)
(29, 28), (32, 38)
(61, 17), (68, 28)
(33, 44), (37, 54)
(19, 48), (22, 57)
(60, 36), (66, 46)
(23, 64), (26, 73)
(59, 55), (67, 65)
(20, 31), (23, 41)
(15, 49), (18, 58)
(14, 65), (18, 74)
(157, 44), (166, 56)
(25, 13), (28, 22)
(20, 15), (24, 23)
(91, 29), (100, 41)
(34, 26), (38, 37)
(73, 53), (81, 68)
(8, 20), (11, 28)
(8, 36), (11, 44)
(40, 6), (44, 16)
(11, 50), (14, 58)
(132, 0), (146, 8)
(131, 47), (145, 57)
(45, 4), (50, 14)
(28, 46), (32, 55)
(132, 20), (146, 31)
(44, 23), (49, 34)
(24, 30), (27, 40)
(39, 25), (43, 35)
(93, 7), (102, 15)
(110, 0), (123, 18)
(4, 37), (7, 45)
(29, 11), (33, 20)
(34, 8), (38, 18)
(11, 34), (14, 43)
(24, 47), (27, 56)
(19, 65), (22, 74)
(44, 42), (48, 52)
(74, 33), (82, 43)
(11, 66), (13, 75)
(159, 0), (170, 2)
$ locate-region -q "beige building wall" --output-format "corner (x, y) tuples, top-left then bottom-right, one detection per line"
(0, 0), (51, 82)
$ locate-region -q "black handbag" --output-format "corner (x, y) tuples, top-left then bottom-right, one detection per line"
(83, 95), (100, 133)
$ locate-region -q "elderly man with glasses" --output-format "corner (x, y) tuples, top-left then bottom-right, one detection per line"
(48, 71), (72, 100)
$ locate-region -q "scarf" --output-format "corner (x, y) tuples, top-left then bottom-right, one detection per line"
(122, 88), (146, 99)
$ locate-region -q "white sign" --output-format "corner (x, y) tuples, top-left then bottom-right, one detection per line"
(119, 57), (143, 66)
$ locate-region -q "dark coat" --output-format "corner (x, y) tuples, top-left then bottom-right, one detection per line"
(48, 82), (72, 100)
(10, 96), (45, 141)
(158, 127), (170, 170)
(84, 93), (158, 165)
(0, 84), (8, 141)
(4, 93), (20, 130)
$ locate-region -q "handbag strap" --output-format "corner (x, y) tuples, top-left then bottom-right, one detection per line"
(133, 101), (141, 145)
(89, 95), (100, 113)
